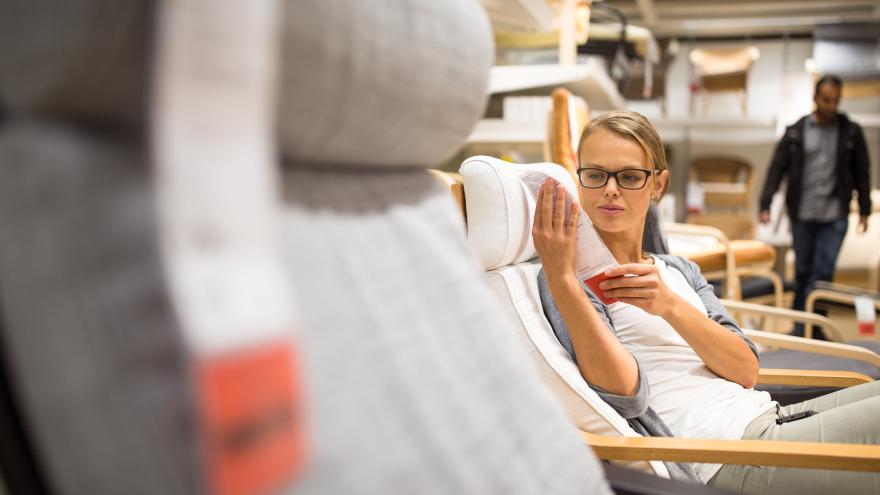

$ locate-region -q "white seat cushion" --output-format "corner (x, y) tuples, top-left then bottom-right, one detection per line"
(484, 261), (669, 477)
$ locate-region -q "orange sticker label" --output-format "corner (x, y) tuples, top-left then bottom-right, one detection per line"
(198, 341), (306, 495)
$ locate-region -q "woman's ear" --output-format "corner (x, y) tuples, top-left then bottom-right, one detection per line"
(654, 169), (669, 200)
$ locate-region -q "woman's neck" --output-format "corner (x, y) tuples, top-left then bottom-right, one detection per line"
(598, 229), (648, 265)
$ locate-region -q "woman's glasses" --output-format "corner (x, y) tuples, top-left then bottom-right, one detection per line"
(576, 167), (655, 190)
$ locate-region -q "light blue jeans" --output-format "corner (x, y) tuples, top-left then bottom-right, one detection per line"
(708, 380), (880, 494)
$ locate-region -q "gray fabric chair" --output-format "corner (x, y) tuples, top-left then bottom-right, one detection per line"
(1, 0), (613, 494)
(0, 1), (201, 494)
(276, 1), (614, 493)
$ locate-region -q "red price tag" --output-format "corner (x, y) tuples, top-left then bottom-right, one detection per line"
(198, 342), (306, 495)
(855, 296), (876, 336)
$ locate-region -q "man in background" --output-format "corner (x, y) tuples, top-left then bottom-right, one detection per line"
(759, 74), (872, 337)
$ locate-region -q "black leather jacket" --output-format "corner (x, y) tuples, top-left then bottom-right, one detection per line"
(759, 113), (872, 221)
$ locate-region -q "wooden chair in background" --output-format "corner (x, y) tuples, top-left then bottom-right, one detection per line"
(689, 46), (759, 116)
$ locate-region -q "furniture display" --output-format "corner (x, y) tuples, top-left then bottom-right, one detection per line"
(689, 46), (759, 116)
(685, 155), (756, 240)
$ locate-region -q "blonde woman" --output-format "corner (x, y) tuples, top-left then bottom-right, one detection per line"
(534, 110), (879, 493)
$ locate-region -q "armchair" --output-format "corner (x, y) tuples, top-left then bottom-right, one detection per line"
(456, 155), (880, 478)
(0, 2), (203, 494)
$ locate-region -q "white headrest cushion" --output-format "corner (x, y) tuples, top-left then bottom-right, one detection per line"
(278, 0), (492, 167)
(459, 155), (578, 270)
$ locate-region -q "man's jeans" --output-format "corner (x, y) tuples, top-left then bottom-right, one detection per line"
(790, 218), (849, 336)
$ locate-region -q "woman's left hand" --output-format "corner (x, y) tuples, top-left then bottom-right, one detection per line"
(599, 263), (679, 316)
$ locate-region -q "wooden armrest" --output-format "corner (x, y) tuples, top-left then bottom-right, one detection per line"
(427, 169), (466, 222)
(757, 368), (873, 387)
(814, 281), (880, 299)
(687, 240), (775, 273)
(721, 299), (845, 342)
(803, 288), (880, 339)
(746, 329), (880, 368)
(582, 431), (880, 471)
(807, 289), (880, 311)
(663, 222), (729, 242)
(665, 222), (740, 299)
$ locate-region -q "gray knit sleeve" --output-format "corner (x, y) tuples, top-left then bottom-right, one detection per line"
(659, 255), (760, 360)
(537, 269), (649, 419)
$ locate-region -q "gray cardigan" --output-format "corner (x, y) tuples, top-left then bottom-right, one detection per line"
(538, 254), (760, 483)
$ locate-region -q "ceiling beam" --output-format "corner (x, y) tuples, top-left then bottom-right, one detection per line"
(649, 14), (861, 38)
(608, 0), (874, 19)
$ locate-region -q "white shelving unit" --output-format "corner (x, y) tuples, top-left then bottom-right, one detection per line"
(468, 60), (625, 145)
(488, 60), (625, 110)
(652, 116), (778, 145)
(468, 118), (545, 144)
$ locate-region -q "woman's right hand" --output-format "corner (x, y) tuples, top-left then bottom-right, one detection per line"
(531, 178), (580, 280)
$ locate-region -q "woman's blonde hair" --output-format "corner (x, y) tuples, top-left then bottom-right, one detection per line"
(576, 110), (668, 198)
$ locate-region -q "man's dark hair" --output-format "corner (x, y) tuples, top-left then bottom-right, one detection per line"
(814, 74), (843, 97)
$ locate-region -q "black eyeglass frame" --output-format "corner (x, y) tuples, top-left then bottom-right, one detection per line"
(575, 167), (657, 190)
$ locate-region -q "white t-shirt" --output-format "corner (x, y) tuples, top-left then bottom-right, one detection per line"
(607, 256), (776, 482)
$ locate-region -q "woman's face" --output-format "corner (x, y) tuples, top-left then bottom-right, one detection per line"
(577, 128), (668, 236)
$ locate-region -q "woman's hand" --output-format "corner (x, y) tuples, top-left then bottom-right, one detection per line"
(532, 179), (580, 280)
(603, 263), (759, 387)
(599, 263), (679, 317)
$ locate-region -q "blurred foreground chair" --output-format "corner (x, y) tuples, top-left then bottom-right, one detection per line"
(454, 155), (880, 475)
(0, 1), (311, 494)
(0, 2), (204, 494)
(0, 1), (616, 494)
(276, 1), (616, 493)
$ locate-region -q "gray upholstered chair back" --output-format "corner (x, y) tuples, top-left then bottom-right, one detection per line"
(0, 2), (200, 494)
(643, 203), (670, 255)
(277, 1), (610, 493)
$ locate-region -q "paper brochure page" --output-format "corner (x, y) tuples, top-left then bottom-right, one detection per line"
(517, 170), (620, 304)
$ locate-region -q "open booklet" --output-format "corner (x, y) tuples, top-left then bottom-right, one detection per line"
(517, 169), (621, 304)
